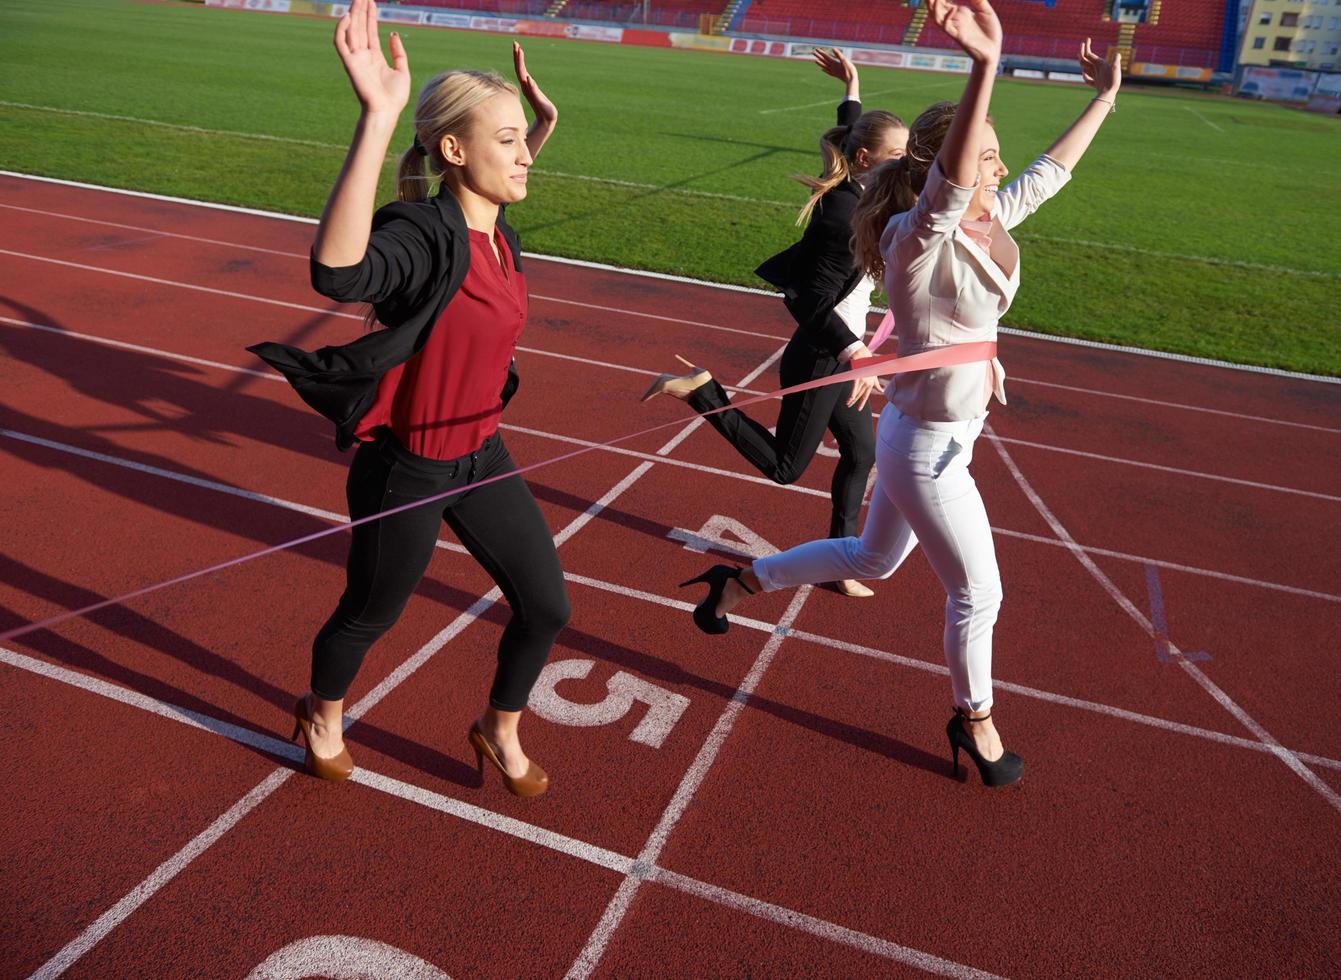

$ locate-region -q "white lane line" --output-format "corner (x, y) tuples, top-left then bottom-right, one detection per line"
(6, 385), (1337, 606)
(990, 526), (1340, 605)
(1008, 375), (1341, 435)
(8, 426), (1341, 756)
(647, 866), (1004, 979)
(993, 434), (1341, 503)
(1183, 105), (1225, 132)
(0, 202), (311, 259)
(565, 586), (816, 980)
(28, 768), (295, 980)
(986, 426), (1341, 816)
(12, 342), (787, 977)
(0, 246), (792, 344)
(5, 170), (1339, 378)
(0, 644), (989, 976)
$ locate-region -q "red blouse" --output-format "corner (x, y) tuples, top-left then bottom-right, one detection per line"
(355, 227), (527, 460)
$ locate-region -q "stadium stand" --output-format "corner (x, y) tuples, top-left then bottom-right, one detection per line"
(916, 0), (1122, 62)
(739, 1), (915, 45)
(556, 1), (726, 29)
(410, 0), (550, 14)
(1127, 0), (1231, 69)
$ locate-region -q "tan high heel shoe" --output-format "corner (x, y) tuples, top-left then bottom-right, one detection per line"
(290, 694), (354, 782)
(468, 721), (549, 797)
(640, 355), (712, 402)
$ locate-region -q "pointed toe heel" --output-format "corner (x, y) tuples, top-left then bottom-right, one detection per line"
(640, 355), (711, 403)
(679, 564), (756, 635)
(468, 722), (549, 798)
(291, 695), (354, 782)
(945, 709), (1022, 788)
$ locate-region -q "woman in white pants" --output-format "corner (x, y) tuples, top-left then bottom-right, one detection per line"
(680, 0), (1120, 787)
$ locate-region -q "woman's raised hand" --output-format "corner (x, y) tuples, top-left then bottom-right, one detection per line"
(334, 0), (411, 116)
(928, 0), (1003, 65)
(513, 42), (557, 126)
(813, 46), (856, 85)
(1080, 37), (1121, 99)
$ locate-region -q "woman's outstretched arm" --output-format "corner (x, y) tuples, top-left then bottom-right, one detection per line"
(312, 0), (411, 269)
(1044, 38), (1121, 170)
(814, 46), (860, 104)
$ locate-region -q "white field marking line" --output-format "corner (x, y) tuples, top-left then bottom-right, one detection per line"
(1008, 375), (1341, 435)
(757, 86), (901, 114)
(0, 101), (349, 149)
(992, 434), (1341, 504)
(565, 586), (819, 980)
(0, 645), (988, 976)
(0, 102), (795, 208)
(1183, 104), (1226, 132)
(985, 426), (1341, 816)
(1012, 232), (1341, 282)
(6, 170), (1340, 379)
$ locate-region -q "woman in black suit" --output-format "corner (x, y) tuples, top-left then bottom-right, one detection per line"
(643, 48), (907, 598)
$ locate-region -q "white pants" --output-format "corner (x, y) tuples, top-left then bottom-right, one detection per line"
(754, 405), (1001, 710)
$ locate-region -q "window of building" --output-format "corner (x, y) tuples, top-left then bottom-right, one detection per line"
(1274, 35), (1293, 49)
(1259, 11), (1272, 22)
(1281, 11), (1299, 25)
(1253, 35), (1267, 47)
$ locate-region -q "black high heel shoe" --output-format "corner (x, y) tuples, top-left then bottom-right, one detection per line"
(946, 709), (1023, 787)
(679, 564), (755, 634)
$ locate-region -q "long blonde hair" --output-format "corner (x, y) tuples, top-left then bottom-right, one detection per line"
(850, 101), (969, 279)
(791, 110), (906, 227)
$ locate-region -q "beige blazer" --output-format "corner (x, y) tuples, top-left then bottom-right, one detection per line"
(879, 153), (1072, 422)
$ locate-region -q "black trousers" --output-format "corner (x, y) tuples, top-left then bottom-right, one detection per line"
(311, 431), (570, 711)
(688, 336), (876, 538)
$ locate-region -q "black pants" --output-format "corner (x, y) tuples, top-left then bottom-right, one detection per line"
(311, 431), (570, 711)
(688, 336), (876, 538)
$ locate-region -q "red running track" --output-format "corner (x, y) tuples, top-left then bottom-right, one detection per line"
(1, 172), (1339, 978)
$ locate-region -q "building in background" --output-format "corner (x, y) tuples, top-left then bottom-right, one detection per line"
(1239, 0), (1341, 70)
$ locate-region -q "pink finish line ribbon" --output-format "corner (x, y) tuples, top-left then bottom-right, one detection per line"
(0, 341), (995, 645)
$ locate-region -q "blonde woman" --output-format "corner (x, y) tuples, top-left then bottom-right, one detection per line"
(681, 0), (1120, 787)
(250, 0), (567, 795)
(643, 48), (906, 599)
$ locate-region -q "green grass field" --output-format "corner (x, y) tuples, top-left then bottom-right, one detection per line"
(2, 0), (1339, 374)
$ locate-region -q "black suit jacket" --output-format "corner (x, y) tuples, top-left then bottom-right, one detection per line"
(248, 188), (522, 450)
(755, 98), (865, 358)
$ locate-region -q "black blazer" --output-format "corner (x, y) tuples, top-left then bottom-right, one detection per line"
(754, 98), (865, 359)
(248, 188), (522, 450)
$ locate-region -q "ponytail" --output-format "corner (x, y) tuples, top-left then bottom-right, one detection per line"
(848, 101), (962, 279)
(850, 157), (918, 279)
(362, 69), (519, 330)
(792, 125), (852, 227)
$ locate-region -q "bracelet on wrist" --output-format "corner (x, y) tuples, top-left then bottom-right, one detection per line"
(1092, 96), (1116, 114)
